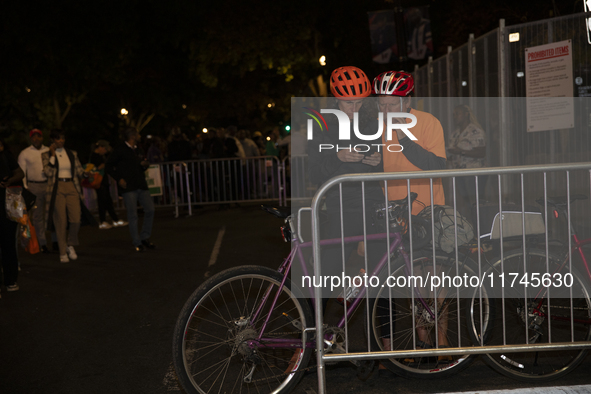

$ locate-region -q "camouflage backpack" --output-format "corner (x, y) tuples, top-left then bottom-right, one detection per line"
(417, 205), (474, 253)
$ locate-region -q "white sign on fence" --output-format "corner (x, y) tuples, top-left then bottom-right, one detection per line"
(145, 165), (163, 196)
(525, 39), (574, 132)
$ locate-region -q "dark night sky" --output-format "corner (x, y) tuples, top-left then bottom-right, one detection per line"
(0, 0), (582, 152)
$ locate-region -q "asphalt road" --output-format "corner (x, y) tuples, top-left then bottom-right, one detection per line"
(1, 203), (590, 393)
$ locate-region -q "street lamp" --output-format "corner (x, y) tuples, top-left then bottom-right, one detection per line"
(202, 128), (208, 133)
(121, 108), (129, 116)
(319, 55), (326, 66)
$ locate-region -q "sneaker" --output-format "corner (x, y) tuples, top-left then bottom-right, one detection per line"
(99, 222), (113, 230)
(60, 254), (70, 263)
(7, 283), (19, 292)
(67, 246), (78, 260)
(41, 245), (50, 253)
(113, 220), (128, 227)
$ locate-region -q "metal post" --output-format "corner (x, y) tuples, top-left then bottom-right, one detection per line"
(414, 64), (420, 96)
(185, 163), (192, 217)
(427, 56), (433, 98)
(498, 19), (509, 171)
(446, 46), (454, 139)
(311, 198), (326, 394)
(173, 164), (179, 218)
(446, 46), (452, 98)
(468, 33), (475, 99)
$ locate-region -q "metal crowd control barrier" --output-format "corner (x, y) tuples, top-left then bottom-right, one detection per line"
(282, 155), (316, 204)
(157, 156), (285, 217)
(83, 156), (286, 217)
(307, 162), (591, 394)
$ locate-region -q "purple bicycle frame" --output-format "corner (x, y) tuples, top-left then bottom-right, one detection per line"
(247, 228), (435, 350)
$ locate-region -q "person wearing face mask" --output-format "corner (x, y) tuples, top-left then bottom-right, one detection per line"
(42, 129), (88, 263)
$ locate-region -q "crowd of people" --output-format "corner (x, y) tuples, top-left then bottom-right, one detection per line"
(0, 127), (161, 297)
(0, 66), (485, 300)
(0, 122), (293, 295)
(143, 126), (287, 165)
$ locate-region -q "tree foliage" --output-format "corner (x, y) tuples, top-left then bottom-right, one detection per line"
(0, 0), (581, 151)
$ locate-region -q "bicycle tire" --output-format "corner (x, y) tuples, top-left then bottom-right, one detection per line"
(367, 251), (488, 378)
(467, 249), (591, 382)
(172, 265), (314, 394)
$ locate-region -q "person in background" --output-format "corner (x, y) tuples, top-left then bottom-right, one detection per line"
(251, 131), (265, 155)
(18, 129), (52, 253)
(265, 127), (280, 158)
(146, 136), (164, 164)
(167, 127), (192, 162)
(42, 129), (88, 263)
(89, 140), (128, 230)
(448, 104), (487, 213)
(0, 138), (25, 293)
(106, 127), (155, 252)
(238, 130), (259, 158)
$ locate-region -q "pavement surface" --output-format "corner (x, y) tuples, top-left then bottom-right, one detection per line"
(1, 203), (591, 393)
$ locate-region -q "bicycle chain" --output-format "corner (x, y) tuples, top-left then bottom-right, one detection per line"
(248, 363), (318, 384)
(246, 327), (349, 384)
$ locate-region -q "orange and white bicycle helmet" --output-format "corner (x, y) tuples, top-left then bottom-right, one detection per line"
(372, 70), (415, 96)
(330, 66), (371, 100)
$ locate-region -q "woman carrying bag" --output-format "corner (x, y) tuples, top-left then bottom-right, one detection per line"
(42, 129), (93, 263)
(0, 138), (25, 293)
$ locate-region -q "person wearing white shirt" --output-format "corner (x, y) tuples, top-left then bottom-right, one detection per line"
(18, 129), (51, 253)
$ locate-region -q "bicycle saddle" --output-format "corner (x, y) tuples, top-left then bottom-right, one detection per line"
(261, 205), (291, 219)
(536, 194), (588, 208)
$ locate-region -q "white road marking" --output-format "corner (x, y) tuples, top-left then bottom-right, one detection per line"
(204, 226), (226, 278)
(445, 385), (591, 394)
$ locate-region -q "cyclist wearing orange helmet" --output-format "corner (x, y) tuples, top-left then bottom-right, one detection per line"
(307, 66), (386, 299)
(373, 70), (446, 215)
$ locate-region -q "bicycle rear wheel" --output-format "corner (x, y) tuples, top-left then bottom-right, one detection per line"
(368, 252), (488, 378)
(468, 249), (591, 382)
(172, 265), (314, 394)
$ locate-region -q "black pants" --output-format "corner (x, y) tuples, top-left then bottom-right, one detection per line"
(319, 201), (388, 301)
(96, 184), (119, 223)
(0, 213), (18, 286)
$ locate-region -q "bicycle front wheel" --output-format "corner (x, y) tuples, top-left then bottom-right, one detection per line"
(368, 252), (488, 378)
(172, 265), (314, 394)
(470, 249), (591, 382)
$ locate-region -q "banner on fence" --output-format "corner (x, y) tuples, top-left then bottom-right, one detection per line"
(145, 165), (163, 196)
(525, 39), (574, 132)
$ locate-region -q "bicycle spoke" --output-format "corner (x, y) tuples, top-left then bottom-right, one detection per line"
(175, 269), (311, 394)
